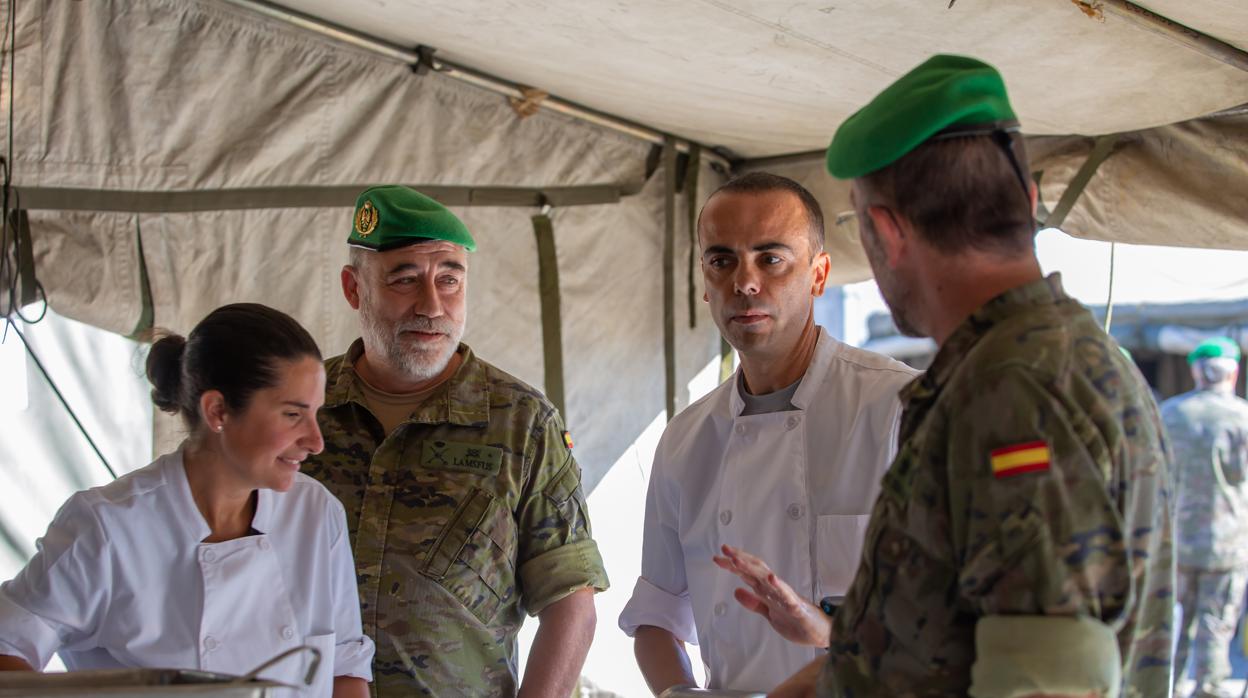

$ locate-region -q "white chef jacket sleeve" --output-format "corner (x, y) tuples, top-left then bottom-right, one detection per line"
(617, 455), (697, 644)
(0, 493), (111, 668)
(326, 499), (374, 680)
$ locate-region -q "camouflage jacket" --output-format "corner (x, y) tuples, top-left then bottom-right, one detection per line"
(822, 274), (1175, 697)
(1161, 388), (1248, 570)
(302, 341), (609, 698)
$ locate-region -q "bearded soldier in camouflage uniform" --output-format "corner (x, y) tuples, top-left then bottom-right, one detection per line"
(1163, 337), (1248, 698)
(303, 186), (609, 697)
(769, 54), (1175, 698)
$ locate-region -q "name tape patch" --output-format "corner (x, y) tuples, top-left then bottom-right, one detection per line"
(421, 440), (503, 477)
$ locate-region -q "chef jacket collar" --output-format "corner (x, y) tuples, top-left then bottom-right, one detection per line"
(728, 327), (836, 418)
(167, 444), (276, 543)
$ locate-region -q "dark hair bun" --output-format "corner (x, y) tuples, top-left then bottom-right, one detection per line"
(146, 332), (187, 414)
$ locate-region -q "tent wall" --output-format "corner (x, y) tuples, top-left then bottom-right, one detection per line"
(2, 0), (724, 491)
(1028, 112), (1248, 250)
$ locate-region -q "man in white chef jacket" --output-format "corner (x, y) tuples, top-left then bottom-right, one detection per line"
(618, 172), (918, 694)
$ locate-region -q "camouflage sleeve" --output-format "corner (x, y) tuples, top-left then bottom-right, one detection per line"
(514, 410), (609, 616)
(945, 366), (1135, 624)
(1216, 424), (1248, 486)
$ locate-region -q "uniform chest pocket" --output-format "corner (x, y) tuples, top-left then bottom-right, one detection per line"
(420, 487), (517, 625)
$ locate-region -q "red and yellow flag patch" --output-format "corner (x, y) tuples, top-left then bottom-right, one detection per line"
(562, 431), (574, 449)
(990, 441), (1051, 478)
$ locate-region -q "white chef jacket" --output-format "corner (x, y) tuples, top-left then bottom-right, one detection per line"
(618, 328), (918, 691)
(0, 447), (373, 696)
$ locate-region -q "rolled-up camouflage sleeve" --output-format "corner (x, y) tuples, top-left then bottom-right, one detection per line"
(514, 410), (609, 616)
(945, 365), (1145, 685)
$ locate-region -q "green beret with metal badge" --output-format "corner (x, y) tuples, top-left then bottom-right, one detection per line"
(826, 54), (1019, 179)
(1188, 337), (1241, 364)
(348, 185), (477, 252)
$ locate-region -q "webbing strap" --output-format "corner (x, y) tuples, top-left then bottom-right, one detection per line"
(684, 144), (701, 329)
(1043, 134), (1120, 230)
(130, 218), (154, 339)
(532, 213), (566, 419)
(663, 137), (678, 421)
(14, 209), (35, 305)
(18, 184), (624, 212)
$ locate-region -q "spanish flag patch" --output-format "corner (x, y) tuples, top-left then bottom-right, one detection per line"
(990, 441), (1051, 478)
(562, 431), (574, 449)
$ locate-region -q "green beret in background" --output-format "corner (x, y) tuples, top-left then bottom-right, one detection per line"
(1188, 336), (1242, 364)
(348, 185), (477, 252)
(826, 54), (1018, 179)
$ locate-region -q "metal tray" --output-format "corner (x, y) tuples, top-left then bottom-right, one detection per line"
(0, 645), (319, 697)
(0, 669), (283, 697)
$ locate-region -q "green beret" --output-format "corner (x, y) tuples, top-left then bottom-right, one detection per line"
(348, 185), (476, 252)
(826, 54), (1018, 179)
(1188, 337), (1241, 364)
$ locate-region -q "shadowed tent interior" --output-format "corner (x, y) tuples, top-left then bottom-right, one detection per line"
(0, 0), (1245, 518)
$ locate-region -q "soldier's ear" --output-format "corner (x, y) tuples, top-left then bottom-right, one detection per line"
(341, 265), (362, 310)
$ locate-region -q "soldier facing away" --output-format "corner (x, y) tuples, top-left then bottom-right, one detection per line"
(303, 186), (609, 697)
(770, 54), (1175, 698)
(1162, 337), (1248, 698)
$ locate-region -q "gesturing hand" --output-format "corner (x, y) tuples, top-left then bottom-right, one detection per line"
(711, 544), (831, 648)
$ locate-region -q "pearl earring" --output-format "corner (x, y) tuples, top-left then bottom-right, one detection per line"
(215, 425), (224, 433)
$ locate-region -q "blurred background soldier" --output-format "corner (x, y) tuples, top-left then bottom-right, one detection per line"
(1163, 337), (1248, 698)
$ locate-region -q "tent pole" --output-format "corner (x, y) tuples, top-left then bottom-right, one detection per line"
(217, 0), (732, 167)
(740, 149), (826, 171)
(1096, 0), (1248, 73)
(663, 138), (678, 422)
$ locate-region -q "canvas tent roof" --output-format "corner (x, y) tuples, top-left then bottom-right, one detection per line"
(1, 0), (1246, 489)
(285, 0), (1248, 156)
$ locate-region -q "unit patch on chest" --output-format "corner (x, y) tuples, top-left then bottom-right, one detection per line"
(421, 440), (503, 476)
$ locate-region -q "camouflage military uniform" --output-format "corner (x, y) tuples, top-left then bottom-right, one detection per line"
(1162, 387), (1248, 697)
(822, 274), (1175, 697)
(303, 340), (610, 697)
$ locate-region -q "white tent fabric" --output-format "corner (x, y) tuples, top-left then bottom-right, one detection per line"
(1, 0), (1246, 479)
(285, 0), (1248, 156)
(2, 0), (724, 489)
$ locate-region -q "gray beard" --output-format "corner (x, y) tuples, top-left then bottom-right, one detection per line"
(360, 310), (463, 383)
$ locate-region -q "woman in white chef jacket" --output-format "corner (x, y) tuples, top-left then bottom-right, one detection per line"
(0, 303), (374, 697)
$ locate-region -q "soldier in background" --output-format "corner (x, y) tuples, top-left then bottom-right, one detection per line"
(303, 185), (609, 697)
(1163, 337), (1248, 698)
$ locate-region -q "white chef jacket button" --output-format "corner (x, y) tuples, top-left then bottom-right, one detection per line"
(719, 510), (732, 525)
(203, 636), (218, 651)
(281, 626), (295, 640)
(714, 602), (727, 616)
(786, 415), (800, 430)
(258, 538), (271, 551)
(787, 503), (803, 520)
(734, 424), (745, 435)
(201, 549), (216, 563)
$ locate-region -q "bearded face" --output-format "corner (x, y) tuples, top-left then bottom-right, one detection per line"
(856, 201), (923, 339)
(351, 241), (469, 383)
(358, 296), (464, 381)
